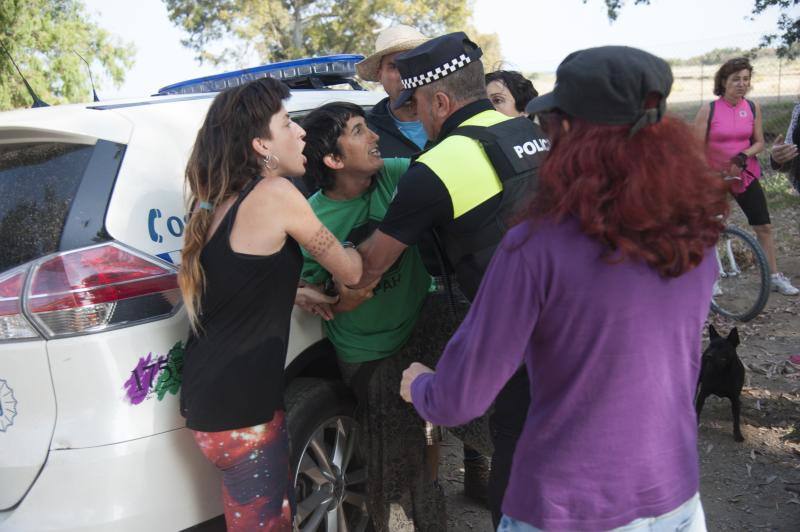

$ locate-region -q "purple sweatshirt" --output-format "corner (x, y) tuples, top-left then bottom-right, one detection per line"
(411, 218), (716, 530)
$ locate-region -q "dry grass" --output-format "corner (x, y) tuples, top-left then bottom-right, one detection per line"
(527, 56), (800, 140)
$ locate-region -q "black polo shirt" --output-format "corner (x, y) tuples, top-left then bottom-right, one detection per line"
(379, 99), (502, 246)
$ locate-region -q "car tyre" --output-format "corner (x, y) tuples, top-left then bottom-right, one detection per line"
(286, 377), (370, 532)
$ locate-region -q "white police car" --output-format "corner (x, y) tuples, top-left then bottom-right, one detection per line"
(0, 56), (381, 532)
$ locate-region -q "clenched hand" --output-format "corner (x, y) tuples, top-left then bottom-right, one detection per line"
(400, 362), (434, 403)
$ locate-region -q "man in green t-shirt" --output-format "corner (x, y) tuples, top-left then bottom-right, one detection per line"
(300, 107), (431, 364)
(300, 102), (443, 531)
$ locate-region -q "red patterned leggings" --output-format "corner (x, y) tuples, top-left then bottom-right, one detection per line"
(191, 411), (295, 531)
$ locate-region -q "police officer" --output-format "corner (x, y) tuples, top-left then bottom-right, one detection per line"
(358, 25), (496, 503)
(354, 32), (550, 526)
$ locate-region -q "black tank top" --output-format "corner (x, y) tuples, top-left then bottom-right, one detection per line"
(180, 177), (302, 431)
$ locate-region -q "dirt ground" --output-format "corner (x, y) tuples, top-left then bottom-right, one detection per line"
(440, 191), (800, 531)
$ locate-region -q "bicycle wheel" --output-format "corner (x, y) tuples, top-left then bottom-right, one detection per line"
(710, 226), (770, 322)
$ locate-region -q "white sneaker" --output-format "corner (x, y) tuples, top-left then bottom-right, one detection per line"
(712, 280), (723, 297)
(771, 273), (800, 296)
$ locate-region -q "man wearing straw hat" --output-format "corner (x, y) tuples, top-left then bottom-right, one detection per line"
(357, 25), (430, 158)
(358, 27), (495, 506)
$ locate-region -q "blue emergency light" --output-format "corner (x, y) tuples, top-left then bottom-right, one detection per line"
(157, 54), (365, 96)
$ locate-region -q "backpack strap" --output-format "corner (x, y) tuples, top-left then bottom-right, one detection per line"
(705, 100), (715, 144)
(746, 99), (757, 145)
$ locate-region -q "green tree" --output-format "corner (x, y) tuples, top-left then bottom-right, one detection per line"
(753, 0), (800, 58)
(668, 47), (751, 66)
(586, 0), (799, 59)
(163, 0), (499, 68)
(469, 24), (503, 72)
(0, 0), (134, 110)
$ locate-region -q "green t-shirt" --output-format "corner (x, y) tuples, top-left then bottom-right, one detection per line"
(301, 158), (431, 363)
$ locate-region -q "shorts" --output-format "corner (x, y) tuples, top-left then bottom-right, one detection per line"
(733, 178), (770, 226)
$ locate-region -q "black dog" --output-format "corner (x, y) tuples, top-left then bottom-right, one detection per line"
(696, 325), (745, 442)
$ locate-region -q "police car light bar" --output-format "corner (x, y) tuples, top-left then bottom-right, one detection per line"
(157, 54), (365, 96)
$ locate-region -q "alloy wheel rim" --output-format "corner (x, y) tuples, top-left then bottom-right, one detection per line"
(294, 416), (370, 532)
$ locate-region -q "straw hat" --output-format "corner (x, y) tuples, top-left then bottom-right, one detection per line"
(356, 25), (429, 82)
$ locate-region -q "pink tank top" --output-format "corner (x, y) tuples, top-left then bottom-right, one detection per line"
(706, 97), (760, 193)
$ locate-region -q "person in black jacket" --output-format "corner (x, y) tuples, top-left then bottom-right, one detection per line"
(357, 25), (429, 158)
(357, 26), (494, 506)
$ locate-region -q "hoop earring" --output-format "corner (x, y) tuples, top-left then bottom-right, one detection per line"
(263, 153), (279, 171)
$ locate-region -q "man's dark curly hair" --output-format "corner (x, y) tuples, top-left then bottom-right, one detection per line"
(301, 102), (365, 193)
(485, 70), (539, 113)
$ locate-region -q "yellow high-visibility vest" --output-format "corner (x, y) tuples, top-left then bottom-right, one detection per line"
(417, 109), (511, 218)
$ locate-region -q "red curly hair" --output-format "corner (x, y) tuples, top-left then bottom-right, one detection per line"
(526, 113), (729, 277)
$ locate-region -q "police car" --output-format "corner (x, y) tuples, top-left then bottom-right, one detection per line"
(0, 55), (381, 532)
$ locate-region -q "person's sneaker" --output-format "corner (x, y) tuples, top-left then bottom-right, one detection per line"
(771, 273), (800, 296)
(463, 454), (490, 504)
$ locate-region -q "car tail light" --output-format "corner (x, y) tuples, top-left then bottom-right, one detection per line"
(26, 243), (181, 337)
(0, 267), (39, 340)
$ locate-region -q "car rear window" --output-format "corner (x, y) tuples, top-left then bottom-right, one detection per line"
(0, 142), (94, 273)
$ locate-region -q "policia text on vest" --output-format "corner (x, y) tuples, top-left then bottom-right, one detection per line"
(513, 138), (551, 158)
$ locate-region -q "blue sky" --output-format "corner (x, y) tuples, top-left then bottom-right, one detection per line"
(82, 0), (790, 99)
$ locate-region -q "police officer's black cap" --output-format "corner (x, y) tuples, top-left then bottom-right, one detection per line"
(391, 32), (483, 110)
(525, 46), (673, 135)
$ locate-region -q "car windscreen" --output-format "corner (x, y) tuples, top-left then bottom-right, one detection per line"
(0, 142), (94, 273)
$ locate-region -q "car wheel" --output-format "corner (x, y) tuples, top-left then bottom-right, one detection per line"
(286, 378), (370, 532)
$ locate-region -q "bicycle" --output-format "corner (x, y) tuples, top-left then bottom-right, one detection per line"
(710, 225), (770, 322)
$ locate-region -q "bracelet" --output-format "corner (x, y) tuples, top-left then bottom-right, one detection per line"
(342, 241), (356, 249)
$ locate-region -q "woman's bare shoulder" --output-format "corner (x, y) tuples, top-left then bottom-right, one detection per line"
(251, 175), (304, 203)
(245, 176), (310, 227)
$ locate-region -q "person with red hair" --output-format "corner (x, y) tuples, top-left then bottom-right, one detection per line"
(400, 46), (728, 531)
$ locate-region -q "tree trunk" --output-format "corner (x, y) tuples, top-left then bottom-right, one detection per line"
(292, 0), (303, 52)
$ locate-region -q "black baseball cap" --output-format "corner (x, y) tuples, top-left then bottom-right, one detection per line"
(525, 46), (673, 135)
(392, 31), (483, 110)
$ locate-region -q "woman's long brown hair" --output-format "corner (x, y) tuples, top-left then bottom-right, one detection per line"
(179, 77), (290, 332)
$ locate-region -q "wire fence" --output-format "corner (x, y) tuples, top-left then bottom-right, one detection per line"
(668, 56), (799, 140)
(528, 54), (799, 141)
(520, 27), (800, 141)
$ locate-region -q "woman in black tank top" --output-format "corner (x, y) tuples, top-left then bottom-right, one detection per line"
(178, 78), (362, 531)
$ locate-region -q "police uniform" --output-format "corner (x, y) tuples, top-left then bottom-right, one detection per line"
(379, 99), (547, 299)
(380, 32), (549, 525)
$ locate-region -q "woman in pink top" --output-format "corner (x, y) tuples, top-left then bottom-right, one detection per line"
(695, 57), (798, 295)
